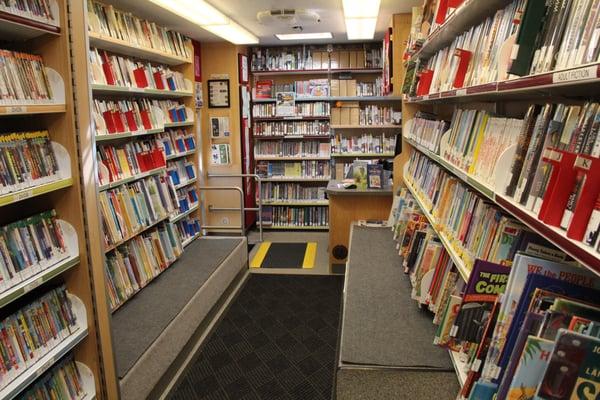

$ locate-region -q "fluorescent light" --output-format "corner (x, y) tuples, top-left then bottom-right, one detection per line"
(204, 23), (259, 44)
(345, 18), (377, 40)
(342, 0), (381, 18)
(148, 0), (229, 26)
(276, 32), (333, 41)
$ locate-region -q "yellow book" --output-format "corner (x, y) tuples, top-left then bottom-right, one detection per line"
(468, 113), (489, 175)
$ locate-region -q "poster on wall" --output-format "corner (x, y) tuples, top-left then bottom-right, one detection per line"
(240, 85), (251, 122)
(275, 91), (295, 116)
(210, 116), (230, 137)
(211, 144), (231, 165)
(238, 54), (249, 84)
(195, 82), (203, 108)
(208, 79), (230, 108)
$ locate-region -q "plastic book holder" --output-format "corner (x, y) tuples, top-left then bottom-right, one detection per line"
(452, 49), (472, 89)
(538, 149), (578, 226)
(566, 155), (600, 241)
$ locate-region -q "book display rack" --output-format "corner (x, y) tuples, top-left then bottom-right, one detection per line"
(0, 0), (103, 398)
(251, 44), (401, 230)
(398, 0), (600, 398)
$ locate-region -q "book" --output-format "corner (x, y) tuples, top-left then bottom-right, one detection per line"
(508, 0), (548, 76)
(506, 336), (555, 400)
(367, 164), (384, 189)
(261, 205), (329, 227)
(97, 138), (166, 185)
(0, 0), (58, 25)
(331, 133), (396, 155)
(253, 120), (330, 138)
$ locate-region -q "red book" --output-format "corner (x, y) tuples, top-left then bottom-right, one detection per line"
(153, 71), (165, 90)
(133, 68), (149, 88)
(416, 69), (434, 96)
(102, 111), (117, 134)
(124, 110), (138, 132)
(255, 80), (274, 99)
(140, 110), (152, 130)
(113, 111), (126, 133)
(452, 49), (472, 89)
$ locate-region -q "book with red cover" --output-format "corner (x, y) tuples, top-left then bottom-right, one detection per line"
(255, 80), (274, 99)
(133, 68), (149, 88)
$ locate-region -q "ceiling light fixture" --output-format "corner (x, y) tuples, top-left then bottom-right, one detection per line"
(148, 0), (259, 44)
(342, 0), (380, 40)
(276, 32), (333, 40)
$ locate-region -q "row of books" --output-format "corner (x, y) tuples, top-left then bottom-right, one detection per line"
(294, 79), (330, 98)
(93, 98), (190, 136)
(261, 206), (329, 227)
(0, 130), (61, 196)
(0, 285), (77, 388)
(167, 159), (196, 187)
(251, 46), (382, 71)
(358, 105), (399, 126)
(406, 150), (538, 270)
(355, 78), (384, 97)
(0, 0), (58, 25)
(20, 355), (89, 400)
(174, 216), (201, 244)
(330, 133), (396, 155)
(173, 186), (198, 217)
(89, 48), (188, 91)
(0, 50), (53, 104)
(157, 129), (196, 159)
(504, 103), (600, 248)
(253, 79), (330, 99)
(252, 102), (330, 118)
(98, 174), (177, 248)
(404, 111), (449, 153)
(104, 222), (182, 310)
(391, 187), (600, 400)
(256, 160), (331, 179)
(253, 121), (330, 137)
(87, 0), (191, 59)
(510, 0), (600, 76)
(97, 139), (166, 185)
(260, 183), (326, 203)
(254, 141), (330, 158)
(0, 210), (69, 294)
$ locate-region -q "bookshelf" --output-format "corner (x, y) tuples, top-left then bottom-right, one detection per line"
(69, 0), (202, 396)
(250, 43), (402, 230)
(399, 0), (600, 396)
(0, 0), (103, 398)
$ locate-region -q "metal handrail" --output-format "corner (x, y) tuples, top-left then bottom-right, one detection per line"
(198, 186), (246, 236)
(205, 174), (264, 242)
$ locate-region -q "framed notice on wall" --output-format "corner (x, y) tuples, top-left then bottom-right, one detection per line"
(208, 79), (230, 108)
(238, 54), (249, 84)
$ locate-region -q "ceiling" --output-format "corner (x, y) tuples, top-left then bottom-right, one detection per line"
(102, 0), (420, 45)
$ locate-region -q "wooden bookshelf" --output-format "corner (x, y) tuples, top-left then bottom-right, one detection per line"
(331, 124), (401, 129)
(70, 1), (202, 397)
(0, 1), (103, 398)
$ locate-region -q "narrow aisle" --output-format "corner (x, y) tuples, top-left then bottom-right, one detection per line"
(169, 275), (343, 400)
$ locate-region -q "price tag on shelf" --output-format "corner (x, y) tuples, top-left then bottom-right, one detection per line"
(456, 89), (467, 96)
(552, 65), (597, 83)
(24, 277), (44, 293)
(6, 106), (27, 114)
(13, 189), (34, 202)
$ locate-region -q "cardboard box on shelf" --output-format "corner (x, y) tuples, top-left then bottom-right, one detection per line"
(331, 79), (340, 97)
(339, 51), (350, 69)
(330, 51), (340, 69)
(331, 107), (342, 125)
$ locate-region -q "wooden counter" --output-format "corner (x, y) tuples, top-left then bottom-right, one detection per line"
(326, 180), (393, 271)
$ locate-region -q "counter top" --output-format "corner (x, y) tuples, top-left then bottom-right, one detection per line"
(326, 180), (393, 196)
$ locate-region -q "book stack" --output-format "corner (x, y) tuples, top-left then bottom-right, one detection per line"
(331, 132), (396, 154)
(87, 0), (191, 59)
(443, 109), (524, 186)
(93, 98), (161, 136)
(20, 355), (89, 400)
(503, 103), (600, 250)
(0, 50), (54, 104)
(510, 0), (600, 76)
(356, 78), (384, 97)
(253, 120), (330, 137)
(359, 105), (398, 126)
(0, 0), (59, 25)
(261, 183), (326, 203)
(104, 222), (182, 310)
(256, 160), (331, 179)
(157, 129), (196, 159)
(174, 216), (201, 244)
(89, 48), (189, 91)
(254, 141), (330, 158)
(0, 210), (69, 293)
(262, 206), (329, 228)
(152, 99), (190, 125)
(252, 101), (330, 118)
(173, 186), (198, 216)
(167, 159), (196, 187)
(97, 139), (166, 185)
(0, 285), (78, 387)
(98, 174), (177, 249)
(404, 112), (449, 153)
(406, 151), (534, 270)
(0, 130), (61, 195)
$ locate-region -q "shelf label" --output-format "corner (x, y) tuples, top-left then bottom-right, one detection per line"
(456, 89), (467, 96)
(7, 106), (27, 114)
(13, 189), (34, 202)
(38, 356), (56, 377)
(24, 277), (44, 293)
(552, 65), (597, 83)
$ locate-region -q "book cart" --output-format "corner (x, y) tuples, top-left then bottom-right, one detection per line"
(250, 43), (402, 230)
(399, 0), (600, 394)
(68, 0), (202, 397)
(0, 0), (100, 398)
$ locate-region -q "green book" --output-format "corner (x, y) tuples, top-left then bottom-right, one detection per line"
(508, 0), (549, 76)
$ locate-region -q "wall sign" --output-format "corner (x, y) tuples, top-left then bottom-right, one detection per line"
(238, 54), (249, 84)
(208, 79), (230, 108)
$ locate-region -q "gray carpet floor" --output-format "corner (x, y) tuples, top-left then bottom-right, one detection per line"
(112, 238), (243, 377)
(340, 225), (453, 370)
